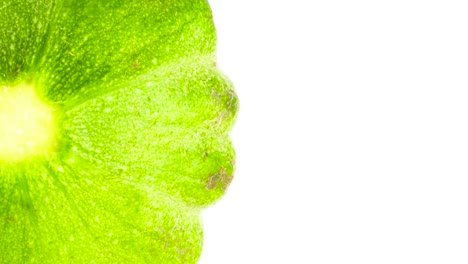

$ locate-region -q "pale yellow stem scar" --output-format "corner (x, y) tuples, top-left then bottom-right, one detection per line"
(0, 84), (57, 162)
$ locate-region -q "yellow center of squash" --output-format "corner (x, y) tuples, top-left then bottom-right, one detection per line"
(0, 83), (57, 162)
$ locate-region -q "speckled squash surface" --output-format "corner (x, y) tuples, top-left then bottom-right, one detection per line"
(0, 1), (238, 263)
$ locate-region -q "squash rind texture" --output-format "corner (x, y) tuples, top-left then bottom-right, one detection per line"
(0, 0), (238, 263)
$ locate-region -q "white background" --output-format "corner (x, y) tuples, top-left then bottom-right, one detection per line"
(201, 1), (468, 263)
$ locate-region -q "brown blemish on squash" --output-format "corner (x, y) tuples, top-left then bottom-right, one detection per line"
(226, 89), (238, 109)
(4, 216), (16, 222)
(131, 60), (140, 69)
(206, 167), (233, 191)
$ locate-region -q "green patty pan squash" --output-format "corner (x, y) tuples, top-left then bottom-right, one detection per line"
(0, 0), (238, 263)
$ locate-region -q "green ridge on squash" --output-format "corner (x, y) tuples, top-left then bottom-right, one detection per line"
(0, 0), (238, 263)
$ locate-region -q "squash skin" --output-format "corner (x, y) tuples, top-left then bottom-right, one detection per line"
(0, 1), (238, 263)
